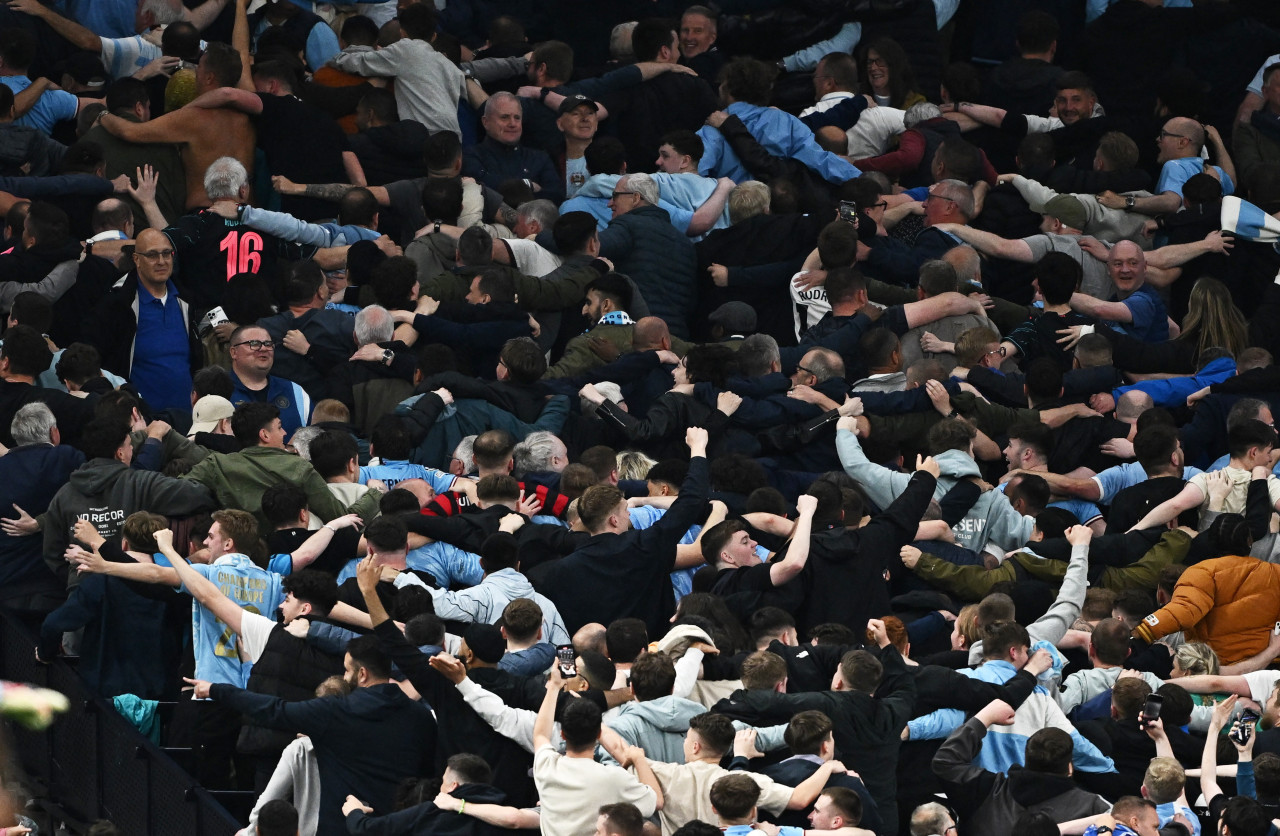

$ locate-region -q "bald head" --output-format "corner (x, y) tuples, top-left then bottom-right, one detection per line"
(135, 228), (167, 250)
(92, 198), (132, 236)
(816, 126), (848, 155)
(1116, 390), (1154, 422)
(1169, 117), (1204, 152)
(943, 245), (981, 286)
(1108, 239), (1147, 294)
(633, 316), (671, 351)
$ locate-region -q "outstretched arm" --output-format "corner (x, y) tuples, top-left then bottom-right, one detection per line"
(769, 495), (816, 587)
(934, 223), (1034, 262)
(154, 529), (245, 635)
(6, 0), (100, 52)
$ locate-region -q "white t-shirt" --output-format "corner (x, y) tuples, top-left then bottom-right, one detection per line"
(239, 609), (277, 663)
(648, 759), (793, 836)
(533, 744), (656, 836)
(1187, 466), (1280, 514)
(1243, 669), (1280, 702)
(846, 106), (905, 160)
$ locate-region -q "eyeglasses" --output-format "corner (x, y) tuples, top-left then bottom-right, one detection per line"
(232, 339), (275, 351)
(867, 57), (888, 68)
(135, 248), (174, 260)
(985, 346), (1007, 358)
(796, 365), (818, 377)
(610, 191), (635, 200)
(1159, 130), (1189, 141)
(924, 193), (955, 204)
(873, 201), (889, 210)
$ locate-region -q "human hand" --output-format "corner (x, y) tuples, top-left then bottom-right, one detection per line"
(655, 349), (679, 365)
(579, 383), (607, 406)
(271, 175), (301, 196)
(350, 344), (385, 363)
(355, 554), (381, 596)
(754, 823), (780, 836)
(1141, 219), (1159, 238)
(1230, 717), (1258, 755)
(1206, 470), (1232, 507)
(716, 391), (742, 416)
(1099, 437), (1134, 459)
(900, 545), (921, 570)
(365, 479), (388, 493)
(1096, 190), (1125, 210)
(515, 489), (543, 518)
(734, 728), (763, 759)
(374, 235), (401, 257)
(795, 494), (818, 517)
(919, 331), (950, 354)
(153, 528), (174, 554)
(1065, 525), (1093, 547)
(705, 110), (728, 129)
(924, 379), (952, 417)
(284, 617), (309, 638)
(277, 328), (309, 357)
(1077, 236), (1110, 262)
(498, 513), (526, 534)
(413, 294), (439, 316)
(836, 416), (859, 434)
(516, 85), (541, 99)
(434, 791), (463, 812)
(133, 54), (181, 81)
(1089, 392), (1116, 414)
(685, 426), (709, 456)
(73, 517), (105, 549)
(126, 165), (161, 208)
(976, 699), (1016, 727)
(838, 396), (864, 417)
(792, 269), (827, 292)
(866, 618), (889, 648)
(916, 455), (941, 480)
(432, 387), (453, 405)
(326, 513), (364, 532)
(528, 314), (541, 339)
(342, 795), (373, 816)
(1205, 229), (1234, 254)
(1186, 386), (1211, 407)
(587, 336), (620, 362)
(6, 0), (51, 17)
(182, 677), (212, 699)
(1024, 648), (1054, 677)
(429, 652), (468, 684)
(708, 263), (729, 287)
(1210, 694), (1239, 730)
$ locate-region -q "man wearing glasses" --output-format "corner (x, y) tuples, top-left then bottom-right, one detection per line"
(227, 324), (311, 438)
(86, 228), (198, 413)
(1097, 117), (1236, 217)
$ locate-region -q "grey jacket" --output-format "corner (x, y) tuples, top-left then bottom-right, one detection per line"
(425, 567), (569, 646)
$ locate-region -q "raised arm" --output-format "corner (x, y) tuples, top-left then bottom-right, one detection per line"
(769, 494), (816, 587)
(288, 514), (363, 571)
(532, 667), (562, 750)
(1202, 695), (1238, 805)
(154, 529), (245, 634)
(6, 0), (100, 52)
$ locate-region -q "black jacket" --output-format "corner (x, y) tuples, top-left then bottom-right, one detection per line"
(760, 757), (883, 835)
(348, 120), (431, 186)
(84, 273), (202, 384)
(531, 456), (709, 636)
(346, 781), (509, 836)
(791, 471), (935, 634)
(210, 681), (437, 836)
(933, 716), (1110, 836)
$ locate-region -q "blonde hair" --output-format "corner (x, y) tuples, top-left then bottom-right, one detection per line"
(955, 604), (981, 647)
(1143, 757), (1185, 804)
(728, 181), (770, 225)
(616, 450), (657, 481)
(1179, 278), (1248, 359)
(1173, 641), (1219, 677)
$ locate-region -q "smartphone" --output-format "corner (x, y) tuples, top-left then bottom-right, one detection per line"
(837, 201), (858, 224)
(1232, 709), (1262, 746)
(1141, 694), (1163, 723)
(556, 644), (576, 678)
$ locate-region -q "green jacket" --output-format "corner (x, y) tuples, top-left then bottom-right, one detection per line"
(543, 323), (635, 379)
(128, 428), (209, 472)
(184, 445), (380, 536)
(912, 529), (1189, 601)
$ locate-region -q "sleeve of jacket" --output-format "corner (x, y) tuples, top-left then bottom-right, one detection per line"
(716, 114), (794, 182)
(863, 235), (922, 286)
(965, 366), (1029, 408)
(543, 335), (604, 379)
(515, 262), (604, 311)
(371, 619), (450, 704)
(912, 552), (1015, 600)
(140, 471), (216, 516)
(1026, 542), (1090, 647)
(400, 392), (446, 445)
(933, 716), (1000, 799)
(725, 257), (807, 290)
(908, 707), (967, 741)
(1132, 555), (1217, 645)
(347, 802), (444, 835)
(835, 428), (913, 513)
(871, 646), (916, 736)
(1098, 529), (1190, 590)
(300, 465), (349, 523)
(866, 472), (937, 564)
(38, 584), (98, 659)
(402, 512), (475, 547)
(853, 129), (924, 177)
(799, 95), (868, 132)
(644, 456), (710, 555)
(208, 683), (337, 738)
(596, 396), (685, 444)
(1096, 323), (1196, 375)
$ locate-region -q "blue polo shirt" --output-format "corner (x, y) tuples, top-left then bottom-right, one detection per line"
(130, 280), (192, 412)
(1115, 283), (1169, 342)
(1156, 157), (1234, 198)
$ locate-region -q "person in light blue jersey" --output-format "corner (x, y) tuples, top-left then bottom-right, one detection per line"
(360, 414), (460, 493)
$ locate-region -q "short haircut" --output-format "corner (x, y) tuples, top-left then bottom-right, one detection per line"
(341, 14), (379, 45)
(532, 40), (573, 81)
(10, 401), (55, 446)
(981, 621), (1030, 660)
(838, 649), (882, 694)
(687, 711), (735, 756)
(584, 135), (627, 176)
(405, 613), (446, 647)
(203, 156), (248, 201)
(559, 697), (602, 750)
(105, 77), (149, 115)
(728, 180), (770, 225)
(472, 430), (517, 471)
(231, 402), (280, 447)
(605, 617), (649, 663)
(346, 634), (393, 680)
(281, 569), (339, 616)
(1253, 753), (1280, 799)
(424, 131), (462, 171)
(1025, 356), (1064, 403)
(736, 333), (781, 377)
(927, 417), (977, 455)
(121, 511), (166, 554)
(749, 608), (795, 644)
(1228, 419), (1277, 458)
(338, 187), (379, 227)
(499, 336), (546, 383)
(858, 327), (899, 369)
(821, 788), (863, 827)
(709, 773), (761, 820)
(1035, 252), (1082, 305)
(365, 515), (408, 553)
(718, 57), (776, 106)
(553, 211), (599, 254)
(784, 710), (833, 755)
(631, 18), (677, 63)
(1074, 332), (1113, 367)
(458, 226), (495, 267)
(818, 52), (859, 89)
(577, 650), (616, 691)
(282, 259), (324, 306)
(309, 430), (359, 480)
(598, 803), (645, 836)
(256, 799), (299, 836)
(210, 509), (260, 557)
(421, 177), (464, 225)
(1134, 424), (1180, 474)
(701, 519), (748, 565)
(446, 752), (492, 786)
(22, 202), (70, 249)
(1056, 70), (1095, 96)
(578, 484), (625, 533)
(585, 272), (633, 312)
(740, 650), (787, 690)
(817, 220), (858, 268)
(1016, 9), (1059, 53)
(660, 129), (703, 162)
(78, 416), (131, 461)
(1111, 797), (1157, 827)
(917, 259), (958, 296)
(955, 326), (1001, 367)
(193, 365), (234, 399)
(1024, 727), (1073, 774)
(1008, 422), (1052, 460)
(398, 2), (438, 40)
(261, 483), (308, 526)
(1111, 676), (1152, 720)
(500, 597), (542, 643)
(1097, 131), (1139, 172)
(1089, 618), (1131, 666)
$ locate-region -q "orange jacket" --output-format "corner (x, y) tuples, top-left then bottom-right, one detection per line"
(1133, 555), (1280, 665)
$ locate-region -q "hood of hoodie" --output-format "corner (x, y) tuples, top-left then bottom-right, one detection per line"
(935, 448), (981, 480)
(575, 173), (621, 199)
(452, 783), (508, 804)
(615, 694), (706, 732)
(68, 458), (132, 495)
(485, 567), (536, 598)
(1004, 765), (1088, 807)
(362, 120), (432, 157)
(346, 682), (415, 717)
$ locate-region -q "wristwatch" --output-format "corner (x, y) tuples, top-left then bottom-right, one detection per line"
(432, 220), (442, 235)
(382, 348), (394, 366)
(538, 87), (551, 102)
(1124, 195), (1136, 211)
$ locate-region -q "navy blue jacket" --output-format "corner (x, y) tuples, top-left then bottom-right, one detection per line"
(463, 136), (563, 203)
(0, 443), (83, 590)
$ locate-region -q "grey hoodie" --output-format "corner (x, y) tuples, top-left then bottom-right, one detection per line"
(422, 567), (570, 646)
(43, 458), (215, 584)
(837, 430), (1035, 557)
